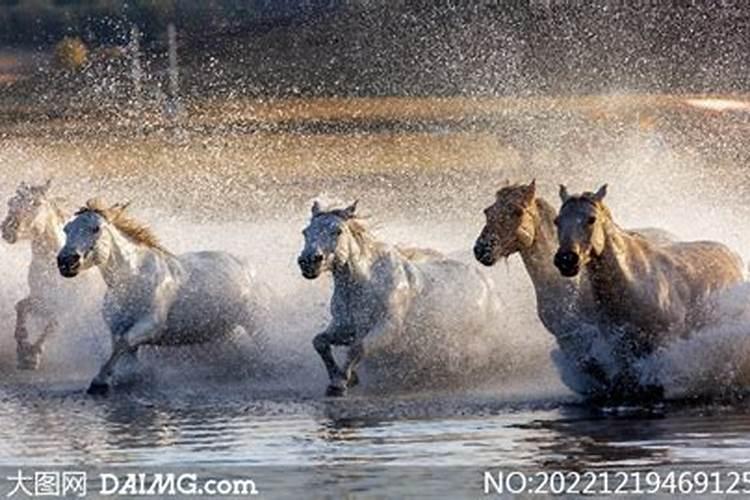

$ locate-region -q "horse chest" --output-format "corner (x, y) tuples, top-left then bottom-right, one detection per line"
(331, 285), (385, 334)
(103, 288), (156, 335)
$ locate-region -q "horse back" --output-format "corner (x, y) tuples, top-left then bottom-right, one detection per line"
(397, 246), (445, 262)
(661, 240), (744, 290)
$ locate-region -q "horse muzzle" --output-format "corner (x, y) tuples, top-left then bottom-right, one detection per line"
(473, 240), (497, 266)
(554, 250), (580, 277)
(57, 253), (81, 278)
(298, 254), (323, 279)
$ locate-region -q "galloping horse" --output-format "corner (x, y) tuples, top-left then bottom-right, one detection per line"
(1, 181), (99, 369)
(473, 180), (605, 391)
(473, 180), (679, 395)
(553, 185), (744, 384)
(474, 180), (588, 336)
(298, 201), (501, 396)
(57, 198), (268, 394)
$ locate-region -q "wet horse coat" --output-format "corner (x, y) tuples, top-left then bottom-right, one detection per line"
(57, 199), (268, 393)
(474, 181), (604, 392)
(554, 185), (744, 374)
(299, 201), (500, 396)
(474, 181), (680, 395)
(1, 181), (100, 369)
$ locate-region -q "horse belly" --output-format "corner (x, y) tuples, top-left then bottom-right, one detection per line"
(408, 261), (495, 332)
(162, 252), (252, 344)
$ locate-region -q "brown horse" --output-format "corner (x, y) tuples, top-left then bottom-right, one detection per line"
(474, 180), (684, 398)
(474, 180), (589, 336)
(553, 184), (744, 364)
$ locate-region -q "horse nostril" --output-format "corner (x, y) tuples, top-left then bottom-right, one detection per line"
(312, 254), (323, 263)
(554, 251), (579, 267)
(58, 253), (80, 268)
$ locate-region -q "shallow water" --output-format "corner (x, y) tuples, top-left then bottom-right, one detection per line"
(2, 381), (750, 498)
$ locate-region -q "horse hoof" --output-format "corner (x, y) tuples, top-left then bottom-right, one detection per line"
(325, 385), (346, 397)
(87, 381), (110, 396)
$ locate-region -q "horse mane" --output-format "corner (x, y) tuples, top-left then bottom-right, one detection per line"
(77, 198), (168, 252)
(313, 207), (379, 252)
(346, 217), (375, 249)
(496, 182), (525, 198)
(535, 196), (558, 223)
(562, 192), (614, 221)
(47, 197), (67, 221)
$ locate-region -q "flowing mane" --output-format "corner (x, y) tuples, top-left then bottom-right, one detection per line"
(564, 191), (614, 219)
(314, 207), (376, 250)
(47, 197), (67, 222)
(77, 198), (168, 252)
(535, 196), (558, 224)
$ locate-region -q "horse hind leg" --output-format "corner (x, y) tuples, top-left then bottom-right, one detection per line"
(235, 304), (272, 371)
(14, 297), (50, 371)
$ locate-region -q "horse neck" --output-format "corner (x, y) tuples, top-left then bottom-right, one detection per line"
(30, 204), (66, 262)
(519, 198), (565, 292)
(332, 229), (384, 288)
(97, 226), (163, 290)
(587, 216), (632, 301)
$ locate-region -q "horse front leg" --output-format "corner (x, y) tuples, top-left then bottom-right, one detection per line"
(88, 315), (160, 395)
(337, 317), (402, 396)
(88, 339), (135, 395)
(312, 330), (350, 396)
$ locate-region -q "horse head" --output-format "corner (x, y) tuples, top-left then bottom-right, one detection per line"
(2, 179), (53, 244)
(474, 179), (538, 266)
(298, 200), (360, 279)
(553, 184), (609, 277)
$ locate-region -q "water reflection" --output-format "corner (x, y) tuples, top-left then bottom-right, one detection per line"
(1, 383), (750, 470)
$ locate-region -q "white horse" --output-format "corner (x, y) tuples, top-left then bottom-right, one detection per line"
(298, 201), (501, 396)
(1, 180), (100, 369)
(57, 198), (268, 394)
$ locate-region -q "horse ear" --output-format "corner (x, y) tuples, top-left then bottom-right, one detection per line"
(559, 184), (570, 203)
(31, 179), (51, 196)
(110, 201), (131, 219)
(593, 184), (608, 202)
(311, 200), (322, 216)
(343, 200), (358, 219)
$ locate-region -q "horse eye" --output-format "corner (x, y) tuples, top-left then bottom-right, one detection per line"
(587, 216), (596, 225)
(553, 217), (560, 226)
(513, 208), (524, 217)
(93, 226), (100, 234)
(334, 227), (343, 236)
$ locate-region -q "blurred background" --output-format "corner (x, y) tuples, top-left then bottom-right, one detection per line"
(2, 1), (750, 220)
